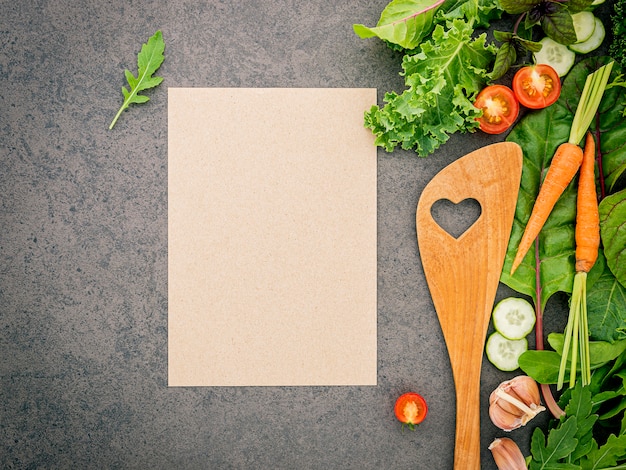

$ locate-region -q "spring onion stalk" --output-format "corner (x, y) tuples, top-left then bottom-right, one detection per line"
(569, 61), (614, 145)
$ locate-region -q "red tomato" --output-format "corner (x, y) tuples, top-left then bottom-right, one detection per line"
(394, 392), (428, 429)
(473, 85), (519, 134)
(513, 64), (561, 109)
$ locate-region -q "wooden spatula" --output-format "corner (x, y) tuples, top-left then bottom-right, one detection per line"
(416, 142), (523, 469)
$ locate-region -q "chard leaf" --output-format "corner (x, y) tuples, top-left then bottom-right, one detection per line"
(502, 95), (576, 308)
(353, 0), (445, 50)
(599, 189), (626, 288)
(364, 19), (495, 156)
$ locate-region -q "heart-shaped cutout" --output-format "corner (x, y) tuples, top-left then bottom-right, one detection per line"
(430, 198), (482, 239)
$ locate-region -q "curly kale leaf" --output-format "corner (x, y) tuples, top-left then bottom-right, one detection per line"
(364, 19), (495, 156)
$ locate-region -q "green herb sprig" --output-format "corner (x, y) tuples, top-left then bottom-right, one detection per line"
(109, 30), (165, 130)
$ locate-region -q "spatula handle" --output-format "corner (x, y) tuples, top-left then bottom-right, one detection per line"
(453, 373), (481, 470)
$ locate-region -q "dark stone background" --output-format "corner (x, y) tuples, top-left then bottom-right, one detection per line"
(0, 0), (614, 468)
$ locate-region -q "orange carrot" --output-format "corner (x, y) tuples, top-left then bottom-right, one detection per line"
(510, 142), (583, 274)
(557, 131), (599, 390)
(575, 132), (600, 274)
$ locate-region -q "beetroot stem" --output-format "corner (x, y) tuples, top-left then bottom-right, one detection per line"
(533, 239), (566, 418)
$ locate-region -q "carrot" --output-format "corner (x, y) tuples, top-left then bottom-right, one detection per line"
(509, 61), (614, 276)
(510, 142), (583, 274)
(575, 132), (600, 274)
(557, 132), (599, 390)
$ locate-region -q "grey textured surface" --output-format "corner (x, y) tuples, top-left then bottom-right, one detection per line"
(0, 0), (611, 468)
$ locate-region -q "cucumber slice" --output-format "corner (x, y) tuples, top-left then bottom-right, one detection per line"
(492, 297), (536, 340)
(534, 37), (576, 77)
(486, 332), (528, 372)
(591, 0), (605, 6)
(572, 11), (596, 43)
(569, 17), (605, 54)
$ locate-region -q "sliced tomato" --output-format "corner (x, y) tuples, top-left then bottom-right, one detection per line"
(513, 64), (562, 109)
(473, 85), (519, 135)
(394, 392), (428, 429)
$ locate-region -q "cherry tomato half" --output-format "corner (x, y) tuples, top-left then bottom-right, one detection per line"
(394, 392), (428, 429)
(473, 85), (519, 135)
(513, 64), (562, 110)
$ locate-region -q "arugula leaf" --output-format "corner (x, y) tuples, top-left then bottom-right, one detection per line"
(582, 433), (626, 468)
(353, 0), (445, 50)
(109, 30), (165, 130)
(530, 416), (580, 469)
(599, 189), (626, 288)
(565, 385), (598, 462)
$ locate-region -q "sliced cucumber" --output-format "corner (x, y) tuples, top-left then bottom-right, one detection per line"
(569, 17), (605, 54)
(533, 37), (576, 77)
(492, 297), (536, 340)
(486, 332), (528, 372)
(572, 11), (596, 44)
(591, 0), (605, 6)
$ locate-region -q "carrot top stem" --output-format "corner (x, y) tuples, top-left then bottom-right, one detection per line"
(569, 62), (614, 145)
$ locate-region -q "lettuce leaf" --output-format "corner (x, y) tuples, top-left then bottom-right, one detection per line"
(364, 19), (495, 156)
(353, 0), (446, 50)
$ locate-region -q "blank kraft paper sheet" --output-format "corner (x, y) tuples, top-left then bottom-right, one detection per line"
(168, 88), (377, 386)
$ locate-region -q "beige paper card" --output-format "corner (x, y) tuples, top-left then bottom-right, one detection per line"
(168, 88), (377, 386)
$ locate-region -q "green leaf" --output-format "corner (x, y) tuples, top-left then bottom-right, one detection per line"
(566, 384), (598, 463)
(530, 416), (580, 469)
(541, 7), (577, 45)
(353, 0), (445, 50)
(490, 41), (516, 80)
(109, 30), (165, 129)
(599, 189), (626, 288)
(499, 0), (542, 15)
(502, 98), (576, 308)
(364, 19), (495, 156)
(567, 0), (595, 14)
(582, 433), (626, 467)
(439, 0), (503, 27)
(587, 268), (626, 343)
(520, 349), (563, 384)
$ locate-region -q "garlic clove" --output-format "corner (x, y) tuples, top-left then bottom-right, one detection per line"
(489, 403), (523, 432)
(489, 375), (546, 431)
(489, 437), (527, 470)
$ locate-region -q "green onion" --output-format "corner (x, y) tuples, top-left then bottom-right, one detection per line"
(569, 61), (614, 145)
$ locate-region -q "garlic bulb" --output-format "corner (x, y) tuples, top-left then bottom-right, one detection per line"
(489, 375), (546, 431)
(489, 437), (527, 470)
